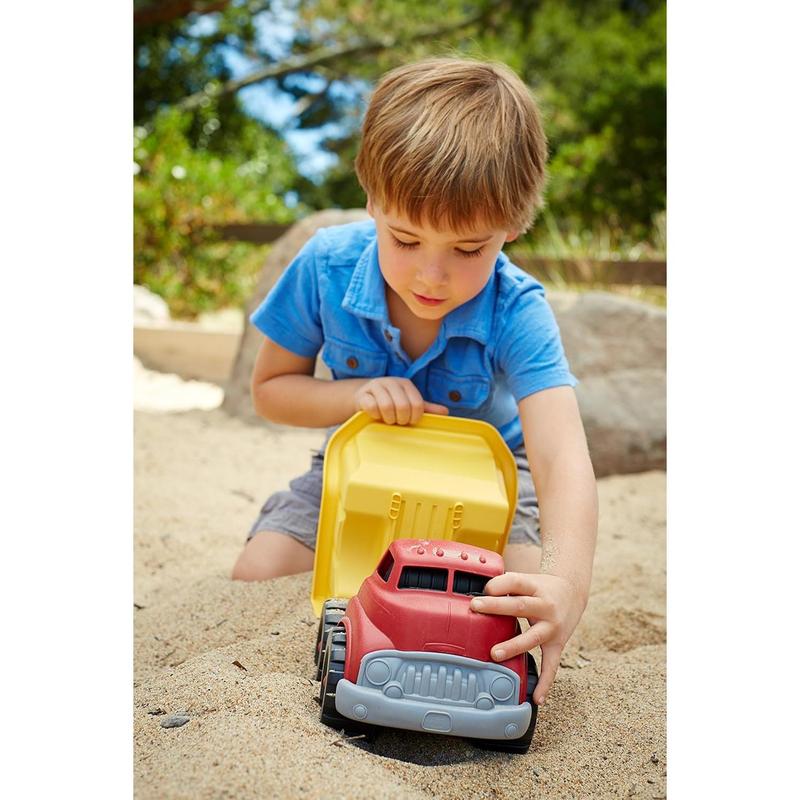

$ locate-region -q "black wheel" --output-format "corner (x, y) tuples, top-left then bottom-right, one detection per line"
(471, 652), (539, 754)
(314, 598), (348, 682)
(319, 626), (377, 741)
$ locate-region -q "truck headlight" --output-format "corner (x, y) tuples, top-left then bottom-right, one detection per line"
(490, 675), (515, 702)
(365, 659), (391, 686)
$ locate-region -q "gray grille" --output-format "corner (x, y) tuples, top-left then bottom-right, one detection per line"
(356, 650), (520, 708)
(400, 662), (478, 702)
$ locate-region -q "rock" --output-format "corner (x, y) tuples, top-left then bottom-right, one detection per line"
(134, 284), (170, 324)
(160, 714), (190, 729)
(222, 209), (370, 420)
(547, 290), (665, 377)
(548, 291), (666, 477)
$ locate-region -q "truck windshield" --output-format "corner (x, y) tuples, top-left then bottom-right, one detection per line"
(377, 551), (394, 582)
(452, 570), (489, 596)
(398, 566), (448, 592)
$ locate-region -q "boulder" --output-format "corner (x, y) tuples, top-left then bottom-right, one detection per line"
(224, 211), (666, 477)
(547, 291), (666, 477)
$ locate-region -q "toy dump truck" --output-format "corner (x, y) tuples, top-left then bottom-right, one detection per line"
(315, 537), (538, 753)
(310, 411), (538, 753)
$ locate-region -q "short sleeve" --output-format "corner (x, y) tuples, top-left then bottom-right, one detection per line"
(494, 283), (577, 402)
(249, 232), (324, 358)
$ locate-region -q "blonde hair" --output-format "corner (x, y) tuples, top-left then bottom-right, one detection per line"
(355, 57), (548, 234)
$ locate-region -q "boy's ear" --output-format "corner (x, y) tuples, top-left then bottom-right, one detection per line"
(504, 230), (520, 243)
(366, 197), (375, 217)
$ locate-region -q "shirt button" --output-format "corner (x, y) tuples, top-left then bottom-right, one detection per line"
(346, 357), (359, 369)
(384, 330), (393, 342)
(448, 390), (462, 402)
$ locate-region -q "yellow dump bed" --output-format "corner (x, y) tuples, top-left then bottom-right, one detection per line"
(310, 411), (518, 614)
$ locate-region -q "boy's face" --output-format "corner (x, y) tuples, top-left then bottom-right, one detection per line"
(368, 200), (518, 322)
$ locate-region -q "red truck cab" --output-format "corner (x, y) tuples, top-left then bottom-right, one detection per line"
(316, 538), (538, 753)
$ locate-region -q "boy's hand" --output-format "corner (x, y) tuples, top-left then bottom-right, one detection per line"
(354, 377), (449, 425)
(469, 572), (587, 705)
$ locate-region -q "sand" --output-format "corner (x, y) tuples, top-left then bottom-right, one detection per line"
(134, 408), (666, 799)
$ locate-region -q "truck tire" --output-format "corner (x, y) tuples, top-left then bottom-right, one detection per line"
(471, 652), (539, 754)
(314, 599), (348, 682)
(319, 626), (377, 741)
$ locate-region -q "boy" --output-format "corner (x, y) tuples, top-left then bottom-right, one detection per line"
(232, 58), (598, 706)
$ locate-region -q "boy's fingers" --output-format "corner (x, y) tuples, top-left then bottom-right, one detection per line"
(358, 392), (382, 421)
(423, 401), (449, 415)
(483, 571), (539, 597)
(470, 594), (551, 621)
(382, 380), (413, 425)
(533, 641), (562, 705)
(400, 381), (426, 425)
(489, 621), (556, 662)
(368, 383), (397, 424)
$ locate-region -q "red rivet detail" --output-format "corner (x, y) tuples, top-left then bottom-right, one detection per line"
(417, 546), (425, 555)
(435, 548), (444, 557)
(460, 552), (468, 560)
(479, 555), (486, 563)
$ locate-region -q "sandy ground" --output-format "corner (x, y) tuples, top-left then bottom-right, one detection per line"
(134, 408), (666, 799)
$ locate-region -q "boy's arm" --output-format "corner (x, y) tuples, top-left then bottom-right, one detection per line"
(251, 336), (369, 427)
(251, 336), (448, 427)
(521, 386), (597, 593)
(470, 386), (598, 705)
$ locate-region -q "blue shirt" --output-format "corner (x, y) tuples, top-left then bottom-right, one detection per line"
(250, 220), (576, 450)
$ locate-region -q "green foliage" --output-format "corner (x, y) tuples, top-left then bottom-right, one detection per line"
(513, 209), (666, 263)
(291, 0), (666, 252)
(134, 2), (311, 318)
(512, 0), (666, 244)
(134, 1), (263, 153)
(134, 108), (302, 318)
(133, 0), (666, 317)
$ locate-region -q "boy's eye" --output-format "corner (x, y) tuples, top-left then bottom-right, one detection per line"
(391, 234), (484, 259)
(390, 234), (419, 250)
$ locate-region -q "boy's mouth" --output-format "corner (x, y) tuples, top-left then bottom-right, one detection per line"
(412, 292), (446, 306)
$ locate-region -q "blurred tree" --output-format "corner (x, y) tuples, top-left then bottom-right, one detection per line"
(135, 1), (308, 316)
(135, 0), (268, 154)
(504, 0), (666, 242)
(134, 1), (233, 27)
(134, 109), (300, 317)
(135, 0), (665, 315)
(283, 0), (666, 246)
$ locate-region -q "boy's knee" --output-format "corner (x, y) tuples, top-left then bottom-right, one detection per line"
(231, 547), (273, 581)
(231, 531), (315, 581)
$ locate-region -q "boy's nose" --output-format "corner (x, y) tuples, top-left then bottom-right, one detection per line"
(417, 261), (448, 287)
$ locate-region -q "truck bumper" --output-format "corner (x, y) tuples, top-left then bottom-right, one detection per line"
(334, 679), (532, 740)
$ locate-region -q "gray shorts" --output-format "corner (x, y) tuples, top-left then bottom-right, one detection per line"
(248, 432), (540, 550)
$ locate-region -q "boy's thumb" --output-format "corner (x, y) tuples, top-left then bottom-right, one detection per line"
(423, 402), (449, 415)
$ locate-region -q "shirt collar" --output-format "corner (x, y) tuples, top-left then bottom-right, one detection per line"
(342, 237), (505, 346)
(341, 236), (389, 322)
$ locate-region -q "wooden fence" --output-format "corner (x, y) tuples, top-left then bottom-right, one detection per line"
(212, 222), (666, 287)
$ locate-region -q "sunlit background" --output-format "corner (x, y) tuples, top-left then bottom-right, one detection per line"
(134, 0), (666, 320)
